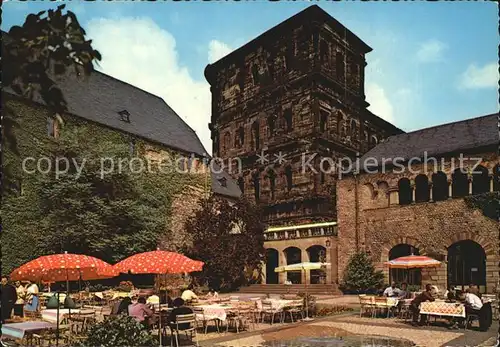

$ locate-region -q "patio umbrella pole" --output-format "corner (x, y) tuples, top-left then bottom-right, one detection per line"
(158, 273), (162, 347)
(303, 265), (313, 321)
(56, 292), (60, 347)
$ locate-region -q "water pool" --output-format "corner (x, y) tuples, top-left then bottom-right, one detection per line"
(261, 335), (415, 347)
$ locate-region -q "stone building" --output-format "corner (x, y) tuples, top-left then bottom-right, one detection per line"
(337, 113), (499, 294)
(205, 5), (401, 288)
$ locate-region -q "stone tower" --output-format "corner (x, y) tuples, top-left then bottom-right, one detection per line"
(205, 5), (402, 226)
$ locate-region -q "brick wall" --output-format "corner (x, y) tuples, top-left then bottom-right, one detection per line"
(337, 155), (499, 293)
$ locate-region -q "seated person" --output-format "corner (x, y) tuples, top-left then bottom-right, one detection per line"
(446, 287), (456, 303)
(397, 283), (409, 299)
(468, 284), (482, 298)
(206, 288), (219, 300)
(159, 289), (173, 307)
(128, 297), (154, 326)
(46, 294), (59, 309)
(115, 297), (132, 315)
(383, 282), (401, 297)
(464, 290), (483, 315)
(410, 284), (435, 326)
(181, 285), (198, 303)
(168, 298), (194, 330)
(64, 295), (77, 309)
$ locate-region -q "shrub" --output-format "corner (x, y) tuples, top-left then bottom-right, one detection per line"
(77, 315), (155, 347)
(316, 305), (353, 317)
(116, 281), (134, 292)
(341, 252), (384, 294)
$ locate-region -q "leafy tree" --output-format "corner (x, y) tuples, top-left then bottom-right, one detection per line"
(341, 251), (384, 294)
(77, 315), (155, 347)
(15, 126), (200, 266)
(184, 196), (266, 292)
(2, 4), (101, 190)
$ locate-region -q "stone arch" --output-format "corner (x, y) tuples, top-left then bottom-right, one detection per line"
(398, 178), (412, 205)
(432, 171), (448, 201)
(377, 181), (389, 195)
(444, 232), (495, 258)
(362, 182), (377, 200)
(265, 248), (279, 284)
(283, 246), (302, 284)
(415, 174), (430, 203)
(381, 236), (424, 263)
(472, 164), (489, 194)
(452, 168), (468, 197)
(447, 239), (487, 290)
(307, 245), (327, 284)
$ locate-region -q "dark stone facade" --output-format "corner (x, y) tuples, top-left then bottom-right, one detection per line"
(205, 6), (402, 226)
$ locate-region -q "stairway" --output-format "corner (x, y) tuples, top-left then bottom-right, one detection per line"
(238, 284), (340, 295)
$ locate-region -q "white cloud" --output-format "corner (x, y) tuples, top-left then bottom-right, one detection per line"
(416, 39), (446, 63)
(365, 82), (394, 123)
(86, 17), (226, 155)
(208, 40), (233, 64)
(459, 62), (498, 90)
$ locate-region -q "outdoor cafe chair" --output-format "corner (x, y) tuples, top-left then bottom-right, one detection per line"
(359, 295), (376, 318)
(260, 300), (282, 325)
(192, 306), (219, 334)
(282, 300), (304, 323)
(169, 313), (198, 347)
(374, 297), (390, 318)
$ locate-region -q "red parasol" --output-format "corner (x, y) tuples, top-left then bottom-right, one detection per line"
(10, 252), (118, 282)
(113, 249), (204, 275)
(114, 249), (203, 347)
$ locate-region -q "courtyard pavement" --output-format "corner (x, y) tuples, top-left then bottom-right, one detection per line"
(195, 294), (498, 347)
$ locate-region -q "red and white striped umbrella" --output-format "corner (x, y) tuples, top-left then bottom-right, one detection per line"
(114, 249), (204, 275)
(384, 255), (441, 269)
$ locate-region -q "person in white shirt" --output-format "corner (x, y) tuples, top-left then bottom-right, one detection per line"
(465, 292), (483, 312)
(181, 285), (198, 302)
(206, 288), (219, 300)
(383, 282), (400, 297)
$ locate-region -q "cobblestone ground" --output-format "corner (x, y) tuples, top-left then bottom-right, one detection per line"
(198, 313), (498, 347)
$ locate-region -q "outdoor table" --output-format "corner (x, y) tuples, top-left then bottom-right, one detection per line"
(196, 303), (234, 322)
(41, 308), (95, 323)
(419, 301), (465, 318)
(1, 321), (56, 340)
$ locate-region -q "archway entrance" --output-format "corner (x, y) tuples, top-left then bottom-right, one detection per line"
(284, 247), (301, 284)
(265, 249), (279, 284)
(389, 244), (421, 285)
(447, 240), (486, 291)
(307, 245), (327, 284)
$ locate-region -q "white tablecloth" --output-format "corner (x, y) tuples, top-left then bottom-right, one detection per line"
(41, 308), (94, 323)
(1, 321), (56, 339)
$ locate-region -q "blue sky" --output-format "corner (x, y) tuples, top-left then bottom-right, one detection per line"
(4, 1), (498, 154)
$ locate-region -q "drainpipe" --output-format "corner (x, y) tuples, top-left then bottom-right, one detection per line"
(354, 172), (360, 252)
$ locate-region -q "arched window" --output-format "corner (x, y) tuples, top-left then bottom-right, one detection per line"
(415, 174), (430, 203)
(350, 119), (358, 139)
(336, 51), (344, 81)
(238, 177), (244, 194)
(268, 115), (276, 136)
(389, 244), (421, 285)
(452, 168), (468, 197)
(235, 127), (244, 148)
(307, 245), (327, 284)
(268, 170), (276, 200)
(319, 110), (328, 132)
(253, 173), (260, 202)
(320, 40), (328, 63)
(336, 112), (343, 135)
(285, 166), (293, 192)
(284, 108), (293, 132)
(223, 132), (231, 151)
(494, 164), (500, 192)
(265, 249), (279, 284)
(284, 247), (302, 284)
(251, 121), (260, 151)
(320, 160), (331, 184)
(447, 240), (486, 290)
(398, 178), (412, 205)
(472, 165), (490, 195)
(432, 171), (448, 201)
(370, 135), (378, 147)
(251, 64), (260, 84)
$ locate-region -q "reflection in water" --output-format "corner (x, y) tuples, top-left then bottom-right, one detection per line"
(261, 335), (415, 347)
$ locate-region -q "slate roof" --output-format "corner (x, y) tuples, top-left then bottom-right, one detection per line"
(359, 113), (499, 169)
(2, 31), (241, 199)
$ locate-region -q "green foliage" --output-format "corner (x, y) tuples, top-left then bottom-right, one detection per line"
(340, 252), (384, 294)
(3, 4), (100, 156)
(464, 192), (500, 221)
(1, 122), (204, 274)
(184, 196), (265, 292)
(77, 315), (155, 347)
